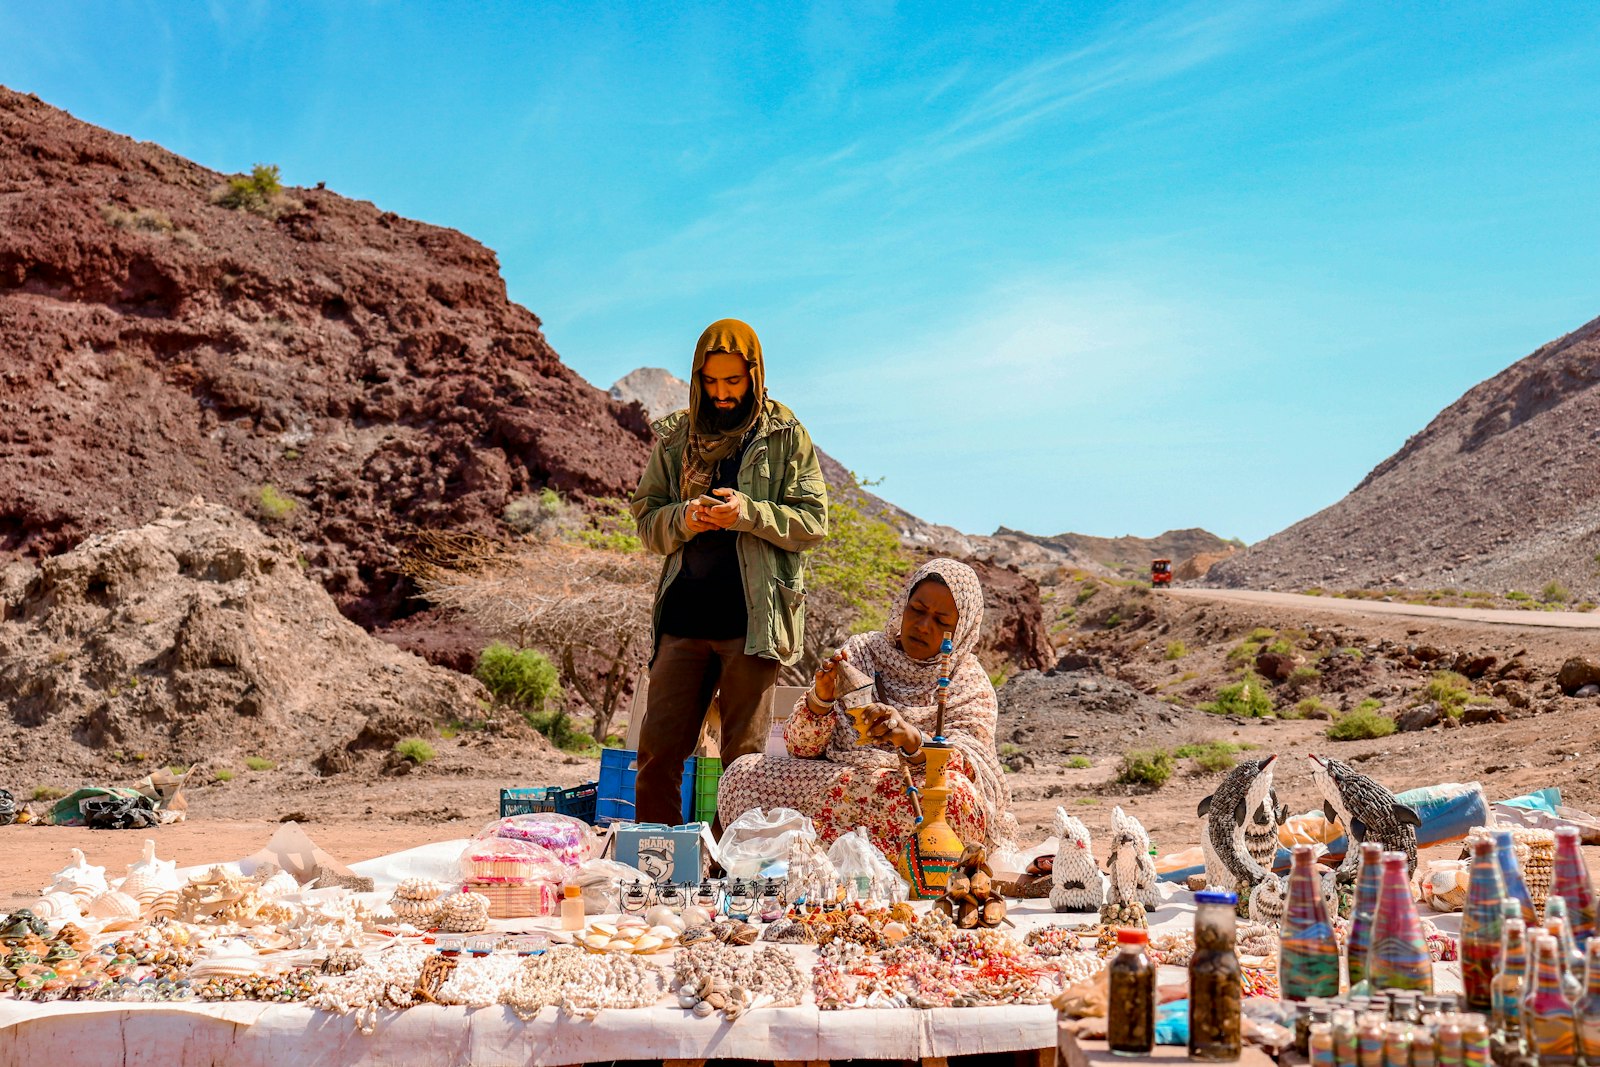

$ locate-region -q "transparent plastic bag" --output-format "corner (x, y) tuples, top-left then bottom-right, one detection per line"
(716, 807), (817, 878)
(458, 833), (569, 886)
(1418, 857), (1468, 913)
(828, 827), (908, 901)
(481, 812), (597, 870)
(570, 857), (648, 913)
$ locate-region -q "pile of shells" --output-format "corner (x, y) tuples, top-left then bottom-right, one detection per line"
(675, 973), (753, 1020)
(434, 891), (491, 933)
(388, 878), (446, 926)
(580, 921), (678, 954)
(679, 920), (759, 947)
(178, 867), (291, 926)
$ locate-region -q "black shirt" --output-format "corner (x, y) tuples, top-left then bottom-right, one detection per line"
(658, 444), (748, 640)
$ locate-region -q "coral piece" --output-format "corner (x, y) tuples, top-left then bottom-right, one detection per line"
(1107, 807), (1159, 910)
(1198, 755), (1283, 900)
(1307, 754), (1420, 882)
(1049, 808), (1103, 912)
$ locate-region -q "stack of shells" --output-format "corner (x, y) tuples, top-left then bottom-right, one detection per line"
(387, 878), (446, 927)
(434, 889), (492, 933)
(1475, 826), (1555, 917)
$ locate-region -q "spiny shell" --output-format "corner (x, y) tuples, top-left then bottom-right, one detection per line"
(86, 890), (141, 920)
(123, 839), (180, 891)
(44, 849), (107, 897)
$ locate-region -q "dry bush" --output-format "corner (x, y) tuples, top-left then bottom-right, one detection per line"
(413, 535), (654, 743)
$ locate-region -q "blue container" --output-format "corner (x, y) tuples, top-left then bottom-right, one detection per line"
(499, 782), (598, 823)
(594, 748), (696, 826)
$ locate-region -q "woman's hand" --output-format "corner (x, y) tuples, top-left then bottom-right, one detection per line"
(863, 702), (923, 758)
(811, 648), (847, 704)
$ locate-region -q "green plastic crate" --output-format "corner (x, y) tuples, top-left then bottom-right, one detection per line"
(693, 756), (722, 824)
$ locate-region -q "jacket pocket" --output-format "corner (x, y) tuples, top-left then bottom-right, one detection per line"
(772, 577), (806, 660)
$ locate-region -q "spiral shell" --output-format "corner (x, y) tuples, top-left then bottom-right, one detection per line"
(118, 871), (162, 900)
(393, 877), (444, 901)
(43, 848), (107, 898)
(256, 870), (300, 898)
(124, 838), (181, 891)
(32, 892), (81, 923)
(146, 890), (180, 921)
(86, 890), (140, 920)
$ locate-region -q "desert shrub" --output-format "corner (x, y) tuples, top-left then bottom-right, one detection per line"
(504, 487), (569, 538)
(1174, 741), (1239, 772)
(217, 163), (284, 213)
(214, 769), (234, 782)
(256, 484), (295, 522)
(1103, 611), (1122, 628)
(1064, 755), (1091, 769)
(1164, 640), (1188, 660)
(1541, 581), (1570, 604)
(988, 667), (1009, 689)
(1247, 627), (1276, 642)
(1075, 583), (1100, 605)
(1296, 696), (1334, 718)
(1302, 587), (1324, 596)
(32, 786), (65, 802)
(1287, 666), (1321, 693)
(571, 497), (643, 553)
(100, 203), (174, 234)
(394, 738), (436, 763)
(1227, 638), (1265, 663)
(1117, 748), (1175, 788)
(1505, 590), (1532, 602)
(244, 756), (276, 771)
(1200, 674), (1274, 717)
(1425, 670), (1471, 717)
(1265, 639), (1293, 655)
(523, 708), (599, 755)
(475, 642), (562, 713)
(1327, 701), (1396, 741)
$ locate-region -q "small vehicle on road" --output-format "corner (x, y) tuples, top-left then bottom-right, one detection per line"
(1151, 559), (1172, 588)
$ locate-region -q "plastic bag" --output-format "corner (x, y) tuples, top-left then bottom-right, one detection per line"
(717, 807), (817, 878)
(828, 827), (908, 902)
(570, 857), (648, 914)
(485, 812), (597, 869)
(458, 834), (569, 886)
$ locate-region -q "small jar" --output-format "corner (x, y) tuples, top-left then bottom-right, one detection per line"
(1108, 927), (1156, 1056)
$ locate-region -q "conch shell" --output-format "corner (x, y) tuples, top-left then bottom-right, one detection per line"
(43, 849), (107, 897)
(86, 890), (142, 928)
(146, 890), (180, 921)
(256, 870), (300, 898)
(122, 839), (180, 892)
(32, 891), (82, 923)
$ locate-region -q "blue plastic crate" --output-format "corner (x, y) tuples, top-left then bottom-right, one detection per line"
(500, 781), (598, 823)
(595, 748), (697, 826)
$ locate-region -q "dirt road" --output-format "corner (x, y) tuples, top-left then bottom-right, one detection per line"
(1169, 587), (1600, 629)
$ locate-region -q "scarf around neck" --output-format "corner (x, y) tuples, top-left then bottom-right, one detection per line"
(680, 318), (768, 501)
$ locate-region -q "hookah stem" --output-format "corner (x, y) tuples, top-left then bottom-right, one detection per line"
(903, 764), (924, 823)
(932, 631), (953, 740)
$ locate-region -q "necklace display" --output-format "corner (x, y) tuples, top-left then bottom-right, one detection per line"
(500, 946), (670, 1020)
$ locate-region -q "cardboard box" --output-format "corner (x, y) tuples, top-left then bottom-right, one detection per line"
(610, 821), (714, 883)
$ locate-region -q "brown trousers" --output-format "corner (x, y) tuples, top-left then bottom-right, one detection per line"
(636, 634), (777, 828)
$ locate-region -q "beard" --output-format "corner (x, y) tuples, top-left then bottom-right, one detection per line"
(701, 391), (755, 433)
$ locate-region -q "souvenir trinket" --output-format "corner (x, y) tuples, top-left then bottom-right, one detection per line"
(1107, 806), (1160, 910)
(932, 843), (1009, 928)
(1525, 934), (1579, 1065)
(692, 881), (720, 910)
(1460, 836), (1506, 1010)
(1280, 845), (1339, 1000)
(1551, 828), (1596, 949)
(1308, 755), (1421, 882)
(620, 879), (651, 914)
(1048, 808), (1103, 912)
(655, 881), (686, 910)
(1198, 755), (1285, 906)
(1367, 851), (1433, 992)
(895, 633), (965, 899)
(1189, 889), (1243, 1062)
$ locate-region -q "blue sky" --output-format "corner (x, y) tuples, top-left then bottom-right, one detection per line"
(5, 1), (1598, 543)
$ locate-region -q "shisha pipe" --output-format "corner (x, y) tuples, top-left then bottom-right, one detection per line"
(913, 632), (955, 826)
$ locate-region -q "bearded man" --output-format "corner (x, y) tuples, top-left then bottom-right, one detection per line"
(629, 318), (828, 828)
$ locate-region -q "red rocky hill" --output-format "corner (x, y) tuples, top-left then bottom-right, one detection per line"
(0, 86), (652, 628)
(1208, 313), (1600, 598)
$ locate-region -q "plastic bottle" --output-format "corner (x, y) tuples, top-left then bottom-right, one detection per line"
(1280, 845), (1341, 1001)
(1490, 917), (1528, 1062)
(1457, 836), (1506, 1012)
(560, 884), (584, 930)
(1576, 938), (1600, 1065)
(1550, 826), (1595, 950)
(1348, 842), (1385, 992)
(1368, 851), (1434, 993)
(1108, 927), (1156, 1056)
(1523, 934), (1578, 1067)
(1189, 889), (1242, 1062)
(1493, 829), (1537, 927)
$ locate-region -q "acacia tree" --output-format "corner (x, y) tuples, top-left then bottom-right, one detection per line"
(414, 535), (654, 744)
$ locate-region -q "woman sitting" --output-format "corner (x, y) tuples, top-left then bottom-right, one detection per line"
(717, 558), (1016, 863)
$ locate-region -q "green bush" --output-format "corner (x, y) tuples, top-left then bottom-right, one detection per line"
(522, 708), (599, 755)
(1296, 696), (1334, 718)
(1164, 640), (1188, 660)
(1425, 670), (1471, 717)
(1064, 755), (1091, 769)
(1075, 583), (1100, 606)
(571, 496), (643, 553)
(1117, 748), (1175, 788)
(257, 484), (295, 522)
(1174, 741), (1240, 772)
(244, 756), (276, 771)
(214, 768), (234, 782)
(475, 643), (562, 712)
(1541, 581), (1570, 604)
(1200, 674), (1275, 717)
(218, 163), (284, 213)
(1265, 639), (1293, 655)
(1506, 590), (1532, 602)
(394, 738), (436, 763)
(1288, 666), (1321, 690)
(1247, 627), (1276, 642)
(1327, 701), (1396, 741)
(32, 785), (65, 802)
(504, 487), (568, 537)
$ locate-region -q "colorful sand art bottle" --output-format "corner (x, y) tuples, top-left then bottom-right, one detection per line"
(1576, 939), (1600, 1065)
(1348, 842), (1385, 992)
(1544, 896), (1585, 999)
(1368, 850), (1433, 993)
(1333, 1007), (1359, 1067)
(1462, 836), (1507, 1012)
(1491, 916), (1529, 1064)
(1438, 1012), (1464, 1067)
(1460, 1013), (1491, 1067)
(1523, 934), (1578, 1067)
(1282, 845), (1341, 1001)
(1357, 1011), (1387, 1067)
(1551, 827), (1595, 951)
(1309, 1021), (1335, 1067)
(1382, 1021), (1411, 1067)
(1494, 829), (1538, 927)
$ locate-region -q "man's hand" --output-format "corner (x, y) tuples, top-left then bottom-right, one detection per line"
(684, 497), (720, 535)
(703, 487), (743, 529)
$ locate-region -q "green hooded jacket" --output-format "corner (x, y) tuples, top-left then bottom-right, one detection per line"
(630, 321), (828, 665)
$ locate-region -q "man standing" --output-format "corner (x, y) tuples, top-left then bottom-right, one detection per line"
(630, 319), (827, 827)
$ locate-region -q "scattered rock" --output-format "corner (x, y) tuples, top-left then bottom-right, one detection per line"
(1049, 653), (1103, 674)
(1576, 684), (1600, 699)
(1491, 681), (1531, 709)
(1461, 704), (1508, 726)
(1414, 646), (1444, 662)
(1396, 704), (1443, 732)
(1558, 657), (1600, 695)
(1254, 651), (1298, 682)
(1457, 653), (1498, 680)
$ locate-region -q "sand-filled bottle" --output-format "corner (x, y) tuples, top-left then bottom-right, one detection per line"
(1460, 1013), (1491, 1067)
(1368, 851), (1433, 993)
(1523, 934), (1578, 1067)
(1550, 827), (1595, 950)
(1461, 836), (1507, 1011)
(1357, 1011), (1388, 1067)
(1348, 842), (1384, 992)
(1108, 927), (1156, 1056)
(1382, 1021), (1411, 1067)
(1577, 939), (1600, 1064)
(1438, 1012), (1464, 1067)
(1493, 829), (1537, 928)
(1490, 916), (1528, 1062)
(1310, 1021), (1335, 1067)
(1189, 889), (1242, 1062)
(1334, 1007), (1359, 1067)
(1544, 895), (1585, 999)
(1282, 845), (1341, 1000)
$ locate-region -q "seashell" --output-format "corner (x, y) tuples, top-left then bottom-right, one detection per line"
(692, 999), (714, 1018)
(680, 904), (712, 927)
(726, 923), (759, 946)
(883, 921), (909, 943)
(632, 934), (664, 953)
(583, 934), (610, 950)
(590, 923), (617, 939)
(32, 892), (81, 923)
(705, 991), (727, 1010)
(69, 885), (100, 908)
(679, 925), (715, 946)
(602, 940), (634, 954)
(44, 849), (107, 898)
(86, 890), (140, 920)
(256, 870), (300, 898)
(646, 925), (678, 940)
(393, 877), (443, 901)
(124, 840), (181, 891)
(644, 904), (684, 930)
(147, 890), (180, 920)
(118, 872), (161, 899)
(677, 993), (698, 1009)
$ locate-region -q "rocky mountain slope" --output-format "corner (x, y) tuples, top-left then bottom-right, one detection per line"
(1209, 314), (1600, 597)
(0, 86), (653, 629)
